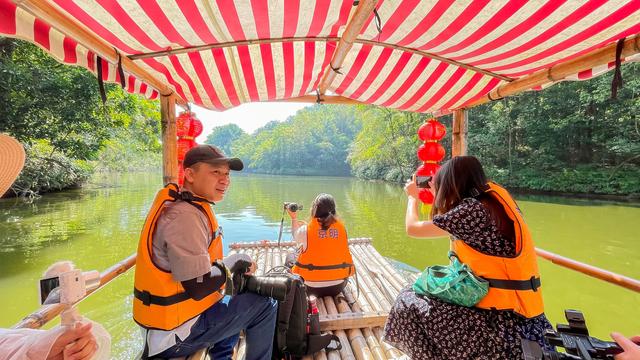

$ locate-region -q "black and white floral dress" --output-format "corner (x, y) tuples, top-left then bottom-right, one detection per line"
(383, 198), (552, 359)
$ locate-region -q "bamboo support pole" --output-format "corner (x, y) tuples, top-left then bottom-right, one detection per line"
(316, 298), (343, 360)
(319, 297), (357, 360)
(14, 253), (137, 329)
(356, 244), (406, 293)
(318, 0), (379, 95)
(15, 0), (177, 101)
(324, 296), (374, 360)
(332, 292), (386, 360)
(343, 285), (403, 359)
(535, 248), (640, 293)
(352, 245), (402, 297)
(462, 35), (640, 110)
(161, 95), (178, 185)
(452, 109), (468, 157)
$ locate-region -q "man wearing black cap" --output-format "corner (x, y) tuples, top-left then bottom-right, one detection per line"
(135, 145), (277, 359)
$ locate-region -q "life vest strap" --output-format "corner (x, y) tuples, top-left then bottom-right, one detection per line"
(134, 287), (191, 306)
(484, 276), (541, 292)
(295, 262), (353, 271)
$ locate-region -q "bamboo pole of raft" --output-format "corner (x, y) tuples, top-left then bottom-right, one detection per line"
(319, 297), (357, 360)
(316, 298), (342, 360)
(332, 295), (387, 360)
(324, 296), (369, 360)
(343, 285), (403, 359)
(355, 244), (406, 293)
(351, 245), (403, 297)
(14, 253), (137, 329)
(535, 248), (640, 293)
(347, 252), (404, 359)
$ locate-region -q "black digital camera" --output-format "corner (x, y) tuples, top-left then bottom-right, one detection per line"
(284, 202), (303, 212)
(521, 310), (622, 360)
(225, 265), (290, 301)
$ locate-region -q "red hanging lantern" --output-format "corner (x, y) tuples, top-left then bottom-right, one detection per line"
(416, 162), (440, 177)
(417, 142), (445, 162)
(418, 118), (446, 141)
(176, 111), (193, 137)
(189, 117), (203, 138)
(418, 188), (434, 204)
(177, 138), (195, 161)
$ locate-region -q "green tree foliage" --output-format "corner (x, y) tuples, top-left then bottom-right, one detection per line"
(204, 123), (246, 154)
(0, 37), (117, 160)
(468, 62), (640, 195)
(1, 38), (162, 194)
(229, 105), (362, 175)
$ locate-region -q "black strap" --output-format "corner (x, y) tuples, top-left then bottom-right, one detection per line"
(134, 287), (191, 306)
(611, 37), (625, 99)
(167, 188), (213, 205)
(96, 56), (107, 104)
(294, 262), (354, 271)
(484, 276), (541, 292)
(116, 52), (126, 88)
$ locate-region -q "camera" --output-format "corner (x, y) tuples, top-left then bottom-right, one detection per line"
(39, 268), (101, 306)
(416, 175), (432, 189)
(521, 310), (622, 359)
(284, 202), (303, 212)
(227, 271), (290, 301)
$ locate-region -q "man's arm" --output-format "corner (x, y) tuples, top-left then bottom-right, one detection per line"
(180, 254), (254, 301)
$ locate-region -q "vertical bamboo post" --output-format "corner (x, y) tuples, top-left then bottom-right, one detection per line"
(452, 109), (468, 157)
(161, 95), (178, 185)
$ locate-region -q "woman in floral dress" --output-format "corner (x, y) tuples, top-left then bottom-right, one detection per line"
(383, 156), (552, 359)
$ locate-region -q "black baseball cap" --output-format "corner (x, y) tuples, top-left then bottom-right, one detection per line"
(183, 145), (244, 171)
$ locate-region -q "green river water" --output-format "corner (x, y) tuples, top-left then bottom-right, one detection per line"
(0, 172), (638, 359)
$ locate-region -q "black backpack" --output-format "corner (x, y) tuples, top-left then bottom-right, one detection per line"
(264, 267), (341, 359)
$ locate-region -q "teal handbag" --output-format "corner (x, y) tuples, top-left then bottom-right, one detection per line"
(413, 251), (489, 307)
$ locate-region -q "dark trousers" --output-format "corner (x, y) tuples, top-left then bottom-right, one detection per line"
(156, 293), (277, 360)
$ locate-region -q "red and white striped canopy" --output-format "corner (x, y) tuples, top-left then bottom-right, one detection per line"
(1, 0), (639, 113)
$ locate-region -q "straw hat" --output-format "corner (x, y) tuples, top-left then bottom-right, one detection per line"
(0, 133), (26, 196)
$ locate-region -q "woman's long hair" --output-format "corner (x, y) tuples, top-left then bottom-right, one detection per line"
(310, 193), (339, 230)
(431, 156), (488, 217)
(431, 156), (515, 241)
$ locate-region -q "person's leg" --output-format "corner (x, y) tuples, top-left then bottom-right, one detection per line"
(155, 293), (277, 360)
(208, 333), (239, 359)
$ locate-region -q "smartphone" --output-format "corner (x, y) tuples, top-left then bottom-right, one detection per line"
(416, 176), (432, 189)
(39, 276), (60, 305)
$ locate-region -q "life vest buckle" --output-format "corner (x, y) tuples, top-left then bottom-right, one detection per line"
(140, 290), (152, 306)
(530, 276), (540, 292)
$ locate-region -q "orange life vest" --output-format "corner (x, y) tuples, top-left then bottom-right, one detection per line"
(133, 183), (224, 330)
(292, 219), (355, 282)
(451, 182), (544, 318)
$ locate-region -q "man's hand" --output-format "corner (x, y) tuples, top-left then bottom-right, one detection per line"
(47, 322), (97, 360)
(612, 332), (640, 360)
(286, 208), (297, 219)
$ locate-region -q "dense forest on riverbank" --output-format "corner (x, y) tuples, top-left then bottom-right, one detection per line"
(0, 38), (161, 196)
(2, 38), (638, 197)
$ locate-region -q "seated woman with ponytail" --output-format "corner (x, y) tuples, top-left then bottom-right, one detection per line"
(384, 156), (553, 360)
(286, 194), (355, 297)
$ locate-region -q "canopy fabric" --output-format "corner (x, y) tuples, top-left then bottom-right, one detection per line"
(1, 0), (639, 113)
(0, 0), (159, 100)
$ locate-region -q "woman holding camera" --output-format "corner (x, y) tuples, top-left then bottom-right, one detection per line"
(287, 193), (355, 297)
(383, 156), (553, 359)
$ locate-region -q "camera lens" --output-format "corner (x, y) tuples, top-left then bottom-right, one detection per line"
(289, 203), (298, 212)
(244, 275), (289, 301)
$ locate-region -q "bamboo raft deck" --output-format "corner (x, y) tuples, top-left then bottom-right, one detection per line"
(227, 237), (415, 360)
